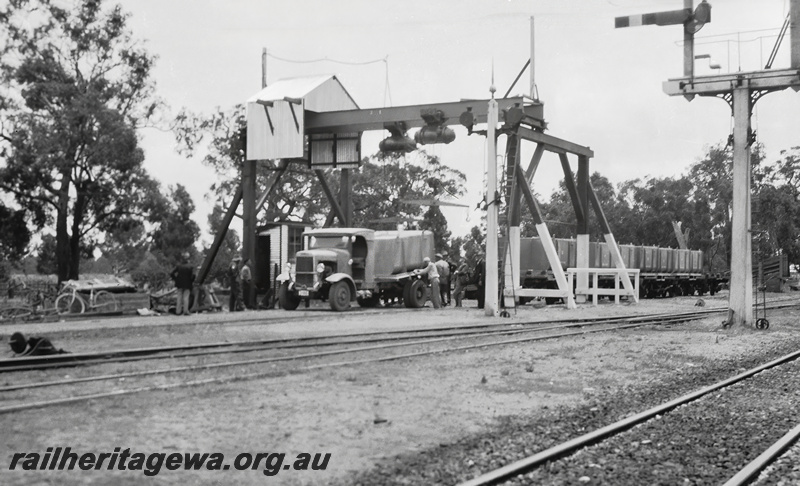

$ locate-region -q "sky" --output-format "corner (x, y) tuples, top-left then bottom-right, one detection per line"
(123, 0), (800, 242)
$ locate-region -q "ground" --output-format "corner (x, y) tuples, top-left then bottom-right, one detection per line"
(1, 291), (797, 485)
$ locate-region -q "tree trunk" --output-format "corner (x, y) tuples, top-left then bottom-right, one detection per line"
(68, 192), (87, 281)
(56, 167), (73, 284)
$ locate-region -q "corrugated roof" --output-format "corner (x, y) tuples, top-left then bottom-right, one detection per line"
(246, 74), (358, 108)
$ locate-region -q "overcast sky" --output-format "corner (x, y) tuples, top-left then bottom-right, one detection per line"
(124, 0), (799, 241)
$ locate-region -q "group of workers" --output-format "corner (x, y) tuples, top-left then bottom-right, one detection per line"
(415, 252), (485, 309)
(173, 251), (484, 314)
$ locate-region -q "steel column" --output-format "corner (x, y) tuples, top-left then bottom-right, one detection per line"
(792, 0), (800, 68)
(684, 0), (694, 78)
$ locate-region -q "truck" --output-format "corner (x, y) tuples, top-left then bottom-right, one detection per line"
(276, 228), (435, 311)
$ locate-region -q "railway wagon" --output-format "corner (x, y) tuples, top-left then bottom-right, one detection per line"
(516, 237), (726, 298)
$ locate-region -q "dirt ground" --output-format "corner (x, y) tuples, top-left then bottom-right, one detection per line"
(2, 291), (799, 485)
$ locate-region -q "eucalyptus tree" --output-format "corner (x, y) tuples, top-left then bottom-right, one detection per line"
(0, 0), (162, 282)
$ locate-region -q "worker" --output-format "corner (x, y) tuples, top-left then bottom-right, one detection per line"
(415, 256), (441, 309)
(240, 258), (253, 310)
(473, 255), (486, 309)
(435, 253), (450, 306)
(170, 252), (195, 316)
(453, 258), (469, 307)
(228, 256), (242, 312)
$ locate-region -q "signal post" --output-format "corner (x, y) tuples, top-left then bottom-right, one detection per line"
(619, 0), (800, 327)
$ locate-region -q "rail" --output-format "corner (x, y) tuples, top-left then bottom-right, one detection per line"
(567, 267), (640, 304)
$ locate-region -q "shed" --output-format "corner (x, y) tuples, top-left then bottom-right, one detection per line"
(246, 75), (359, 160)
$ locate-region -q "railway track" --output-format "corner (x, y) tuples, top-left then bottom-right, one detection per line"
(4, 299), (798, 375)
(3, 300), (777, 375)
(0, 306), (746, 414)
(458, 348), (800, 486)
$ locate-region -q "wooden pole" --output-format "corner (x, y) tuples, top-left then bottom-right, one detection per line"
(729, 86), (754, 327)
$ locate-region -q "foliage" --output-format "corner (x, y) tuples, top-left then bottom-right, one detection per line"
(0, 202), (30, 262)
(148, 184), (200, 266)
(204, 204), (241, 285)
(130, 251), (171, 290)
(35, 233), (58, 275)
(0, 0), (162, 283)
(350, 151), (466, 254)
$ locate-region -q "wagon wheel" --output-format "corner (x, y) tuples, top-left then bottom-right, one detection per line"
(92, 291), (119, 313)
(0, 306), (32, 321)
(55, 292), (85, 315)
(755, 318), (770, 330)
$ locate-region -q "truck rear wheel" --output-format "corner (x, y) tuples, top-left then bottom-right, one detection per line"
(404, 279), (427, 308)
(329, 281), (351, 311)
(278, 282), (301, 310)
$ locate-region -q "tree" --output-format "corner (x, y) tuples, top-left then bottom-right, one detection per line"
(149, 184), (200, 266)
(688, 143), (767, 270)
(350, 151), (465, 253)
(35, 234), (58, 275)
(0, 0), (162, 282)
(204, 204), (241, 285)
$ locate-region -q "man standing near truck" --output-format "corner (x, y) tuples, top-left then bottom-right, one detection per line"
(416, 256), (441, 309)
(435, 253), (450, 306)
(170, 252), (195, 316)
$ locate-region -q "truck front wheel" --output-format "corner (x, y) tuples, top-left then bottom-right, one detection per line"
(278, 282), (301, 310)
(329, 281), (351, 311)
(404, 279), (427, 308)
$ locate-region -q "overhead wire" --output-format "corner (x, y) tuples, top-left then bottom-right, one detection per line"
(266, 51), (393, 107)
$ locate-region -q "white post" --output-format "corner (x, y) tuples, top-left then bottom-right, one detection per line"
(537, 223), (576, 309)
(576, 234), (590, 303)
(729, 86), (753, 327)
(485, 95), (499, 317)
(604, 233), (637, 302)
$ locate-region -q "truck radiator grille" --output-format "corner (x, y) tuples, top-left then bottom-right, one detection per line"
(296, 256), (314, 273)
(296, 273), (315, 287)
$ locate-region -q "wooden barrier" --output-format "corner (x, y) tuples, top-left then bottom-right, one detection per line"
(567, 268), (640, 305)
